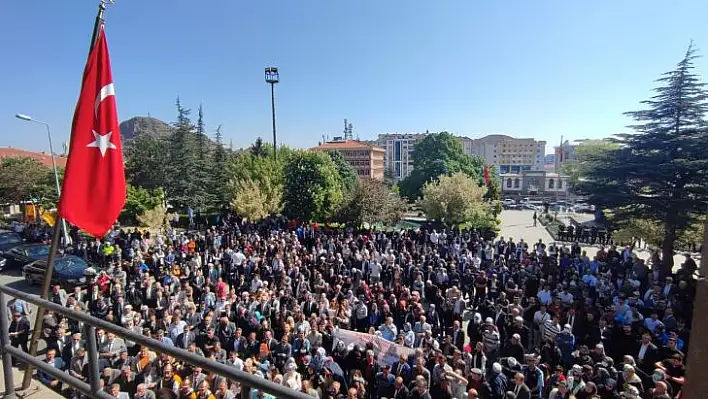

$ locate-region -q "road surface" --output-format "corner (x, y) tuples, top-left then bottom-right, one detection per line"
(498, 209), (690, 270)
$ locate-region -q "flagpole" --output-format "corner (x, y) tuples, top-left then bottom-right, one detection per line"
(21, 1), (113, 392)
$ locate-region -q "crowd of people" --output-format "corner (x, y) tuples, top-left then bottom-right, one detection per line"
(6, 213), (697, 399)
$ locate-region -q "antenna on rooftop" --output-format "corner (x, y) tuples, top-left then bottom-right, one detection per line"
(344, 118), (354, 140)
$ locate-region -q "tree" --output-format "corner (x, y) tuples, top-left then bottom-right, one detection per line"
(419, 172), (493, 227)
(399, 132), (489, 200)
(196, 103), (208, 161)
(122, 184), (165, 226)
(0, 157), (57, 206)
(283, 151), (344, 221)
(210, 124), (231, 203)
(250, 137), (268, 158)
(335, 179), (407, 226)
(326, 150), (358, 193)
(228, 143), (288, 219)
(230, 177), (283, 221)
(124, 134), (171, 190)
(560, 140), (620, 187)
(578, 43), (708, 266)
(166, 98), (213, 210)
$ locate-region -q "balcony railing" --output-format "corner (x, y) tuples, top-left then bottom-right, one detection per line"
(0, 284), (311, 399)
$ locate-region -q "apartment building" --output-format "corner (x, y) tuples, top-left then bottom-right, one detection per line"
(376, 133), (427, 182)
(311, 139), (385, 180)
(375, 132), (546, 180)
(467, 134), (545, 173)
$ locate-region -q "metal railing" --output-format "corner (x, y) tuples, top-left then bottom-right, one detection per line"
(0, 284), (310, 399)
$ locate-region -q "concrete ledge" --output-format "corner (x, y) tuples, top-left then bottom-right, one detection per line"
(0, 364), (65, 399)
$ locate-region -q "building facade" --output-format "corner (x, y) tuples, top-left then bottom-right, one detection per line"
(311, 140), (385, 180)
(376, 133), (427, 182)
(374, 133), (547, 181)
(500, 171), (569, 196)
(467, 135), (546, 174)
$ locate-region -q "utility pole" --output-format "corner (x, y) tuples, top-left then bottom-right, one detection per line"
(265, 67), (279, 159)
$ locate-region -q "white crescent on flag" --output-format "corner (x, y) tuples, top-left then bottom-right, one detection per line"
(94, 83), (115, 120)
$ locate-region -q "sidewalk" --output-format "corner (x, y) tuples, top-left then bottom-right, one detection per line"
(0, 363), (65, 399)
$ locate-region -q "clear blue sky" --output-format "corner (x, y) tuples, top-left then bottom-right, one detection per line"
(1, 1), (707, 154)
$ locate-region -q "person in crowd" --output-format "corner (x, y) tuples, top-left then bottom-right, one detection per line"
(12, 214), (695, 399)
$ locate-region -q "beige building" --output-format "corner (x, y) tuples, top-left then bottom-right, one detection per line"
(311, 140), (385, 180)
(374, 132), (546, 180)
(465, 134), (545, 174)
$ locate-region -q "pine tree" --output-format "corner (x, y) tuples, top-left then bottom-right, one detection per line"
(168, 98), (205, 210)
(211, 124), (230, 204)
(580, 43), (708, 266)
(196, 103), (207, 161)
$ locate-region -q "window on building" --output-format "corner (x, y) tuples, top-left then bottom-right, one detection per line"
(506, 178), (512, 188)
(548, 179), (555, 189)
(514, 178), (520, 188)
(558, 180), (563, 189)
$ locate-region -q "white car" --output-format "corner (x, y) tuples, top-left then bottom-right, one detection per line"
(573, 203), (595, 213)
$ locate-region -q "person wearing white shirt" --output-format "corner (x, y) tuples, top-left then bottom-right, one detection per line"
(370, 261), (382, 283)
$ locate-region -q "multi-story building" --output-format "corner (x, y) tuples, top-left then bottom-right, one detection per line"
(376, 133), (427, 182)
(311, 139), (385, 180)
(375, 132), (546, 181)
(467, 134), (546, 173)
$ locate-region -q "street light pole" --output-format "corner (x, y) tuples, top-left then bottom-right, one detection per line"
(265, 67), (279, 160)
(15, 114), (71, 246)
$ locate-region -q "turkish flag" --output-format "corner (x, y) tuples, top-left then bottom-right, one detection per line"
(483, 167), (490, 185)
(58, 26), (126, 237)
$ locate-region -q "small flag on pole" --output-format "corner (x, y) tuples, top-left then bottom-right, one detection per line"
(58, 26), (126, 237)
(483, 167), (490, 185)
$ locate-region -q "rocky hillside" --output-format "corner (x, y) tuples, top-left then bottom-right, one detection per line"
(119, 116), (173, 142)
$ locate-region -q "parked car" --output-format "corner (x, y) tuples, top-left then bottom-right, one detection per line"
(0, 243), (50, 271)
(23, 255), (96, 290)
(0, 230), (23, 253)
(521, 203), (542, 211)
(0, 230), (25, 271)
(573, 203), (595, 213)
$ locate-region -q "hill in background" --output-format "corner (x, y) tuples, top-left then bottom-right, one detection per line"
(119, 116), (173, 142)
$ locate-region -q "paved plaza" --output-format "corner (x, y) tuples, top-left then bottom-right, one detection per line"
(499, 209), (692, 270)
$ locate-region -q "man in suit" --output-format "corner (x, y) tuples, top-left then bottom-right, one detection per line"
(49, 285), (68, 307)
(61, 332), (83, 365)
(176, 326), (197, 350)
(100, 332), (127, 362)
(450, 320), (465, 351)
(302, 293), (318, 318)
(510, 373), (531, 399)
(391, 354), (412, 385)
(636, 331), (659, 375)
(37, 349), (65, 392)
(188, 366), (207, 392)
(563, 307), (580, 335)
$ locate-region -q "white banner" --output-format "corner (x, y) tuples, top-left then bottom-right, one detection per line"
(332, 328), (415, 366)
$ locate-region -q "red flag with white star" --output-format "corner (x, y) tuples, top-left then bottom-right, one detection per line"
(58, 26), (126, 237)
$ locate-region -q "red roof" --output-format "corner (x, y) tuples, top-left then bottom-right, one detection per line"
(0, 147), (67, 168)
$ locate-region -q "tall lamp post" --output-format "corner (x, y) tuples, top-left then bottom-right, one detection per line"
(15, 113), (71, 246)
(264, 67), (279, 159)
